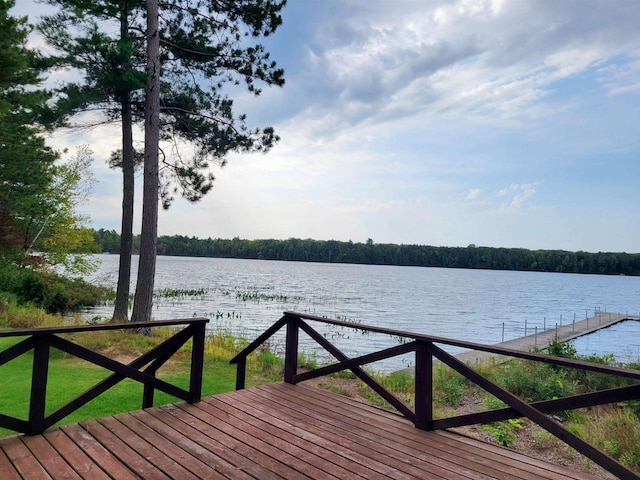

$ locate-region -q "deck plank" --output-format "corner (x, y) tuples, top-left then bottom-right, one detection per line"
(0, 435), (53, 479)
(0, 443), (22, 480)
(231, 387), (478, 479)
(284, 382), (592, 480)
(212, 389), (461, 479)
(42, 429), (111, 480)
(162, 404), (322, 480)
(96, 415), (196, 479)
(142, 406), (279, 480)
(235, 385), (554, 480)
(60, 423), (140, 480)
(118, 412), (227, 480)
(0, 383), (605, 479)
(192, 397), (388, 478)
(19, 434), (82, 480)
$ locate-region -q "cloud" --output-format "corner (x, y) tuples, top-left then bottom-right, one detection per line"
(497, 183), (537, 210)
(274, 0), (640, 142)
(466, 188), (481, 200)
(12, 0), (640, 253)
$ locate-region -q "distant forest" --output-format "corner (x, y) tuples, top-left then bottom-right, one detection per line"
(91, 229), (640, 276)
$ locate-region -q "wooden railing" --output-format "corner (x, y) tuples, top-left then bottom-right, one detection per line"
(231, 311), (640, 480)
(0, 318), (207, 436)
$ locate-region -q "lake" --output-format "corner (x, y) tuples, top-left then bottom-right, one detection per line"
(83, 254), (640, 370)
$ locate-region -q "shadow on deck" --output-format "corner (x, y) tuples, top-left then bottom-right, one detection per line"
(0, 383), (600, 480)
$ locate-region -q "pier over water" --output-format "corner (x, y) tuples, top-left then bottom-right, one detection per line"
(457, 311), (639, 365)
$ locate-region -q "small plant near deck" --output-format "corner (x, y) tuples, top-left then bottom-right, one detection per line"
(483, 395), (507, 410)
(317, 379), (354, 398)
(205, 332), (244, 358)
(531, 427), (558, 449)
(297, 351), (319, 370)
(433, 365), (469, 407)
(483, 418), (524, 447)
(433, 406), (456, 419)
(356, 369), (416, 410)
(382, 370), (415, 394)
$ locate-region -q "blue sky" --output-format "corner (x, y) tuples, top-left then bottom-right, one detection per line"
(16, 0), (640, 252)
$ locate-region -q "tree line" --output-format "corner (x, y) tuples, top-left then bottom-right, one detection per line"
(92, 230), (640, 276)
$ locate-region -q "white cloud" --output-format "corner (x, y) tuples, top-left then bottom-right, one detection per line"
(466, 188), (481, 200)
(279, 0), (640, 142)
(497, 183), (537, 211)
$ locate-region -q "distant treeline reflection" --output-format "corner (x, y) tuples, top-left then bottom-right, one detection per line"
(93, 229), (640, 276)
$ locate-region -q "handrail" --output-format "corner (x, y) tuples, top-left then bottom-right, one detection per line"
(0, 318), (208, 435)
(231, 311), (640, 480)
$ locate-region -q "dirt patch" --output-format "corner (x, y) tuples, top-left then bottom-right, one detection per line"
(99, 346), (138, 366)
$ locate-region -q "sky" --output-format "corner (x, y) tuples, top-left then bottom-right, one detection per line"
(14, 0), (640, 253)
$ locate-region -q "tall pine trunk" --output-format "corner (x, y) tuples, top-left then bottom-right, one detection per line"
(131, 0), (160, 323)
(113, 4), (135, 322)
(113, 96), (135, 321)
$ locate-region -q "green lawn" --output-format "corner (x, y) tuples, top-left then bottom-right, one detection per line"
(0, 336), (240, 437)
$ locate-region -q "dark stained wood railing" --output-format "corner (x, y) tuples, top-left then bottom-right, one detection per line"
(231, 311), (640, 480)
(0, 318), (208, 436)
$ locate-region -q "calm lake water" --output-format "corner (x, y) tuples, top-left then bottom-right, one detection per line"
(84, 255), (640, 370)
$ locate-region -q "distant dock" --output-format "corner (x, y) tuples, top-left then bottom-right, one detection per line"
(455, 311), (639, 366)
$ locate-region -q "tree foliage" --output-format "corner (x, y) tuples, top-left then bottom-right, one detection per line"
(39, 0), (286, 207)
(0, 0), (57, 260)
(0, 1), (98, 274)
(38, 146), (100, 274)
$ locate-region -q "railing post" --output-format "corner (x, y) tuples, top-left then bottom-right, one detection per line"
(142, 376), (156, 409)
(284, 316), (299, 384)
(414, 341), (433, 430)
(28, 335), (51, 435)
(189, 322), (205, 403)
(235, 357), (247, 390)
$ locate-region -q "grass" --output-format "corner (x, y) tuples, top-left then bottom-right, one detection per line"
(585, 406), (640, 471)
(0, 327), (281, 438)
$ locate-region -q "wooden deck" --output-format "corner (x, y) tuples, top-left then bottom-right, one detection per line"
(0, 383), (600, 479)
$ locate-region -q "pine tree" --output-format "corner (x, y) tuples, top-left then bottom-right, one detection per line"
(0, 0), (57, 259)
(39, 0), (286, 320)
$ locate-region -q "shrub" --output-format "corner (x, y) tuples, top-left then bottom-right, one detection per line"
(490, 359), (577, 402)
(586, 406), (640, 471)
(546, 339), (577, 359)
(531, 427), (558, 449)
(382, 370), (415, 395)
(17, 274), (46, 306)
(433, 365), (469, 406)
(484, 395), (507, 410)
(0, 261), (111, 313)
(569, 352), (633, 393)
(0, 293), (51, 328)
